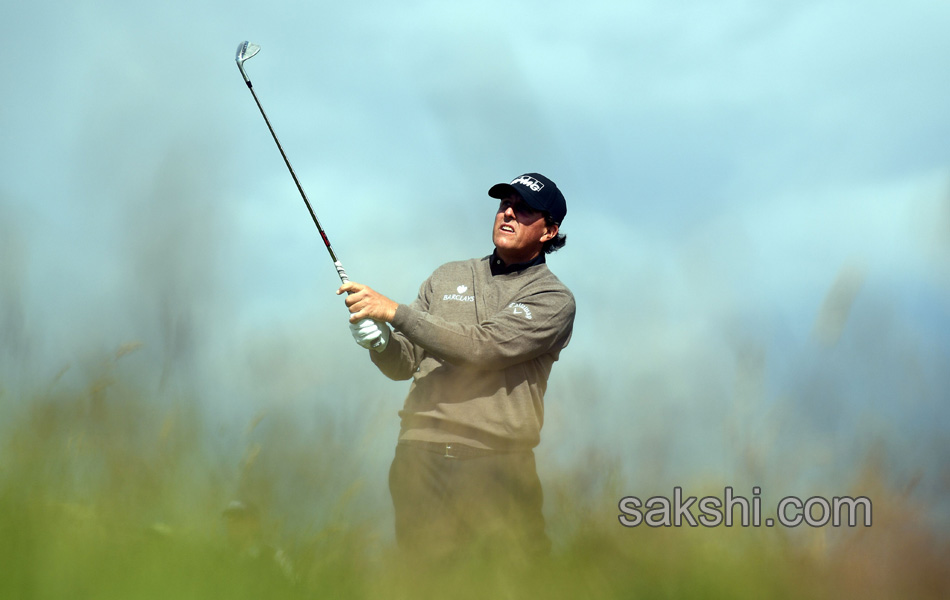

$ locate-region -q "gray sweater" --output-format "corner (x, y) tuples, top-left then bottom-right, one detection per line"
(371, 255), (575, 450)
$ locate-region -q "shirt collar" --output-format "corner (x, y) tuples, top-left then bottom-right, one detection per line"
(489, 249), (546, 276)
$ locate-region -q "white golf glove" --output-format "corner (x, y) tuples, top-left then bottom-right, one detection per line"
(349, 318), (391, 352)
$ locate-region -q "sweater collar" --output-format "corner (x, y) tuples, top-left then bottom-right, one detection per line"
(489, 249), (546, 276)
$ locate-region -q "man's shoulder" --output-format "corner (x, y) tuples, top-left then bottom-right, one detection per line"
(427, 257), (485, 278)
(505, 263), (576, 321)
(528, 263), (574, 297)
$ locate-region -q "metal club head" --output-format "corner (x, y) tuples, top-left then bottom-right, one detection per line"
(235, 41), (261, 81)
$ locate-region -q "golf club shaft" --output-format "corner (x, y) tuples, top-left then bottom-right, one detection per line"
(240, 73), (351, 284)
(235, 43), (385, 349)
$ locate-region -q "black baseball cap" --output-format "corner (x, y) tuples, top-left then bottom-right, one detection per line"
(488, 173), (567, 225)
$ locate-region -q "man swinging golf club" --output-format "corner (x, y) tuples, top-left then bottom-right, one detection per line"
(338, 173), (575, 563)
(233, 43), (573, 562)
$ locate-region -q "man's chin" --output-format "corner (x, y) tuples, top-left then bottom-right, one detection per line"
(493, 232), (517, 246)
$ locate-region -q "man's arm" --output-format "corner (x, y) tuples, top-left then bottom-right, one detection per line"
(391, 288), (575, 370)
(366, 329), (421, 381)
(340, 279), (574, 371)
(338, 280), (427, 381)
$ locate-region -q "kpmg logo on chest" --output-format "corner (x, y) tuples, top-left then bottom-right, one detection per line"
(443, 284), (474, 302)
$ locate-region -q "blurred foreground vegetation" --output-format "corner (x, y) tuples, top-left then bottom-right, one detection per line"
(2, 346), (948, 600)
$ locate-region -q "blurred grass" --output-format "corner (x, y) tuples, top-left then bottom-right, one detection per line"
(2, 345), (948, 600)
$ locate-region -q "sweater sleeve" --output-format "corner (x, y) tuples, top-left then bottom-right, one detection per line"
(390, 284), (575, 371)
(369, 280), (429, 380)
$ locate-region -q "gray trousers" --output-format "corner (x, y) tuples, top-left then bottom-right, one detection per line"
(388, 442), (550, 563)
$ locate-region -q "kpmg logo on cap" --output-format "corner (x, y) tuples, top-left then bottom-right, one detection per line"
(511, 175), (544, 192)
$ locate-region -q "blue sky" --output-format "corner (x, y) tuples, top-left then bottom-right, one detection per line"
(2, 0), (949, 526)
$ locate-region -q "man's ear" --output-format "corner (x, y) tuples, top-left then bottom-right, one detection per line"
(540, 223), (559, 243)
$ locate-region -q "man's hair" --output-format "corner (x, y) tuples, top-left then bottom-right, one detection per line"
(543, 214), (567, 254)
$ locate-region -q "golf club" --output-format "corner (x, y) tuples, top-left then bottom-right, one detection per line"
(235, 41), (384, 347)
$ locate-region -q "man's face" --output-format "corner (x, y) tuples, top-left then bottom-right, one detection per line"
(492, 194), (558, 265)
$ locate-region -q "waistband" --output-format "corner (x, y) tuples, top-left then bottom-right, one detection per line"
(398, 439), (532, 460)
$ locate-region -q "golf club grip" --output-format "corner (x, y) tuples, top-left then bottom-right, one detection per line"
(334, 261), (349, 284)
(336, 261), (384, 349)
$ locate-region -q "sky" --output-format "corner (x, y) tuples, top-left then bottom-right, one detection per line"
(2, 0), (949, 530)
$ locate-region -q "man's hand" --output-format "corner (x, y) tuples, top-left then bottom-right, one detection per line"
(337, 281), (399, 323)
(349, 317), (391, 352)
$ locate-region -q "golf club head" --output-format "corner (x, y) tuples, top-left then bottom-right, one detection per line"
(236, 41), (261, 64)
(235, 41), (261, 81)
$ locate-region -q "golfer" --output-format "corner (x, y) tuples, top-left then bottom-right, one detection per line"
(338, 173), (575, 562)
